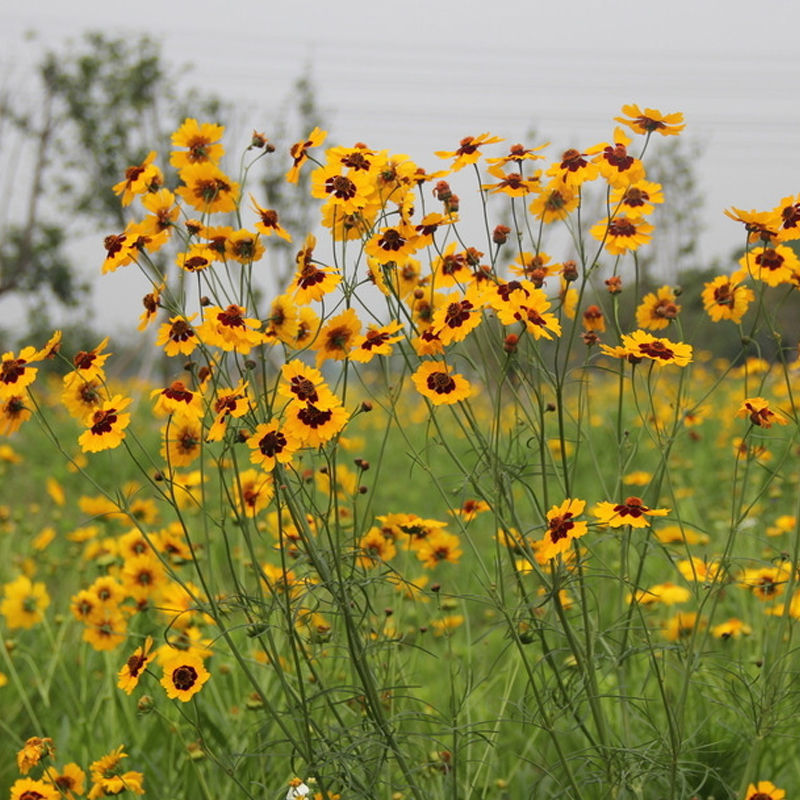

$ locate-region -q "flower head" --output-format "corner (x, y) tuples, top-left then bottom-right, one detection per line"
(593, 497), (669, 528)
(614, 104), (685, 136)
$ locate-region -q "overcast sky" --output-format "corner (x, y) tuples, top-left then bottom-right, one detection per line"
(2, 0), (799, 335)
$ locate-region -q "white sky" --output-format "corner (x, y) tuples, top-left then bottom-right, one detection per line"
(2, 0), (799, 336)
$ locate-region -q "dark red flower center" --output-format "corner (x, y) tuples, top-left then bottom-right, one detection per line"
(427, 371), (456, 395)
(172, 665), (198, 691)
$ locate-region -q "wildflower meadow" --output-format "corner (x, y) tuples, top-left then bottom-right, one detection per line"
(3, 104), (800, 800)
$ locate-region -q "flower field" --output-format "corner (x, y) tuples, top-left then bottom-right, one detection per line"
(3, 107), (800, 799)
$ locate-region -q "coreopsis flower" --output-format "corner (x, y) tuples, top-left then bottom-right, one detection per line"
(170, 118), (225, 169)
(481, 166), (541, 196)
(431, 243), (473, 287)
(610, 180), (663, 218)
(587, 127), (645, 188)
(739, 564), (791, 601)
(61, 374), (110, 424)
(530, 179), (580, 223)
(227, 228), (264, 264)
(416, 530), (463, 568)
(737, 397), (789, 428)
(207, 381), (252, 441)
(233, 468), (274, 517)
(358, 526), (398, 568)
(492, 282), (562, 340)
(412, 212), (453, 248)
(288, 234), (342, 303)
(349, 321), (405, 363)
(431, 285), (486, 346)
(310, 163), (373, 214)
(627, 582), (690, 606)
(312, 307), (361, 367)
(138, 282), (164, 330)
(507, 251), (553, 283)
(17, 737), (55, 774)
(250, 195), (292, 241)
(283, 399), (350, 447)
(364, 222), (420, 264)
(199, 224), (233, 262)
(1, 574), (50, 630)
(663, 612), (704, 642)
(43, 763), (87, 800)
(774, 194), (800, 241)
(161, 413), (204, 468)
(176, 162), (240, 214)
(614, 104), (685, 136)
(112, 151), (162, 206)
(286, 126), (327, 183)
(724, 206), (782, 245)
(590, 215), (654, 255)
(278, 360), (329, 405)
(122, 553), (167, 604)
(10, 778), (59, 800)
(248, 420), (301, 471)
(617, 330), (693, 366)
(411, 362), (472, 406)
(635, 286), (681, 330)
(535, 499), (589, 560)
(175, 243), (214, 273)
(486, 141), (549, 168)
(711, 618), (752, 639)
(293, 306), (322, 350)
(117, 637), (155, 695)
(101, 230), (137, 274)
(0, 347), (42, 399)
(0, 394), (31, 434)
(451, 499), (491, 522)
(88, 746), (144, 799)
(78, 396), (132, 453)
(160, 650), (210, 701)
(196, 304), (266, 354)
(701, 272), (754, 323)
(151, 380), (203, 420)
(156, 315), (199, 357)
(435, 133), (504, 172)
(72, 337), (112, 381)
(545, 148), (599, 187)
(582, 304), (606, 333)
(82, 606), (127, 651)
(139, 188), (179, 234)
(740, 244), (799, 287)
(744, 781), (786, 800)
(593, 496), (669, 528)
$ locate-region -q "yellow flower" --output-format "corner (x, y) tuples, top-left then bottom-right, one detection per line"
(416, 530), (463, 569)
(711, 618), (752, 639)
(592, 496), (669, 528)
(590, 215), (654, 255)
(535, 499), (589, 560)
(701, 272), (753, 323)
(614, 104), (685, 136)
(411, 362), (472, 406)
(434, 132), (503, 171)
(17, 737), (55, 774)
(312, 307), (361, 366)
(286, 126), (327, 183)
(744, 781), (786, 800)
(117, 637), (155, 695)
(10, 778), (59, 800)
(737, 397), (789, 428)
(1, 575), (50, 630)
(196, 305), (266, 354)
(170, 118), (225, 169)
(248, 421), (301, 471)
(112, 151), (162, 206)
(160, 650), (210, 701)
(78, 396), (132, 453)
(663, 611), (704, 642)
(635, 286), (680, 330)
(176, 162), (240, 214)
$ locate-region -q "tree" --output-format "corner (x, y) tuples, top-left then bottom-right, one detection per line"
(0, 31), (225, 327)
